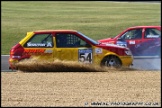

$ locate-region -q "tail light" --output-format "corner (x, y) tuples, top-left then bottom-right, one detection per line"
(10, 43), (24, 60)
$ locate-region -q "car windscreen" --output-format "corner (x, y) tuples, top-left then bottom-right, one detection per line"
(78, 32), (99, 45)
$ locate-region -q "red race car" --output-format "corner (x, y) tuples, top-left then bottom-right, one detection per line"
(98, 26), (161, 57)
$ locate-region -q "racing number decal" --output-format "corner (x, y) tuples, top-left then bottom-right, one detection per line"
(78, 49), (92, 63)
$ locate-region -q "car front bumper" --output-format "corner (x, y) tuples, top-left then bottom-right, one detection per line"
(120, 56), (133, 67)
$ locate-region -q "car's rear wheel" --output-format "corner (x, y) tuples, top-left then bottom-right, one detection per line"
(100, 55), (122, 68)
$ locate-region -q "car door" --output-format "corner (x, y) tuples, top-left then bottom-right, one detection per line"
(54, 32), (93, 63)
(23, 33), (55, 61)
(140, 28), (161, 56)
(118, 28), (143, 56)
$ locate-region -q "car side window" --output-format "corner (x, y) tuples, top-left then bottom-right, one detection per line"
(56, 33), (90, 48)
(145, 28), (161, 38)
(24, 34), (54, 47)
(120, 29), (142, 40)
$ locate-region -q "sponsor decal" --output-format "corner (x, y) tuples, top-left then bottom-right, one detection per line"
(95, 48), (102, 54)
(46, 42), (52, 47)
(106, 43), (125, 48)
(146, 35), (159, 38)
(44, 49), (53, 53)
(129, 41), (135, 44)
(23, 49), (46, 55)
(24, 49), (45, 53)
(27, 42), (46, 47)
(78, 49), (92, 63)
(116, 41), (127, 47)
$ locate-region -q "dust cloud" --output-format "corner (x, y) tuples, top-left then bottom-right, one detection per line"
(15, 57), (138, 72)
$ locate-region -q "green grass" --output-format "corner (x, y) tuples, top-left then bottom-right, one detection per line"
(1, 1), (160, 54)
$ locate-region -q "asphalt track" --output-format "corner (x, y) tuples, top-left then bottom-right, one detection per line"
(1, 55), (161, 71)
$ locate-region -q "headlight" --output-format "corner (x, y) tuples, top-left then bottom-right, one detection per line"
(125, 48), (132, 56)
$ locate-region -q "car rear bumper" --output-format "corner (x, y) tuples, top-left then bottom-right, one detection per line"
(9, 58), (18, 70)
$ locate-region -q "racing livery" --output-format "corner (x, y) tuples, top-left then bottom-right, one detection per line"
(98, 26), (161, 57)
(9, 30), (133, 70)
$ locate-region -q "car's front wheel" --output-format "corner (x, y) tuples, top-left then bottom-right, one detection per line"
(100, 55), (122, 68)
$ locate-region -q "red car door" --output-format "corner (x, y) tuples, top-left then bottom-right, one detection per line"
(119, 28), (143, 56)
(137, 27), (161, 56)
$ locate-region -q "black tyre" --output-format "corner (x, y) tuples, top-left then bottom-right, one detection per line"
(101, 55), (122, 68)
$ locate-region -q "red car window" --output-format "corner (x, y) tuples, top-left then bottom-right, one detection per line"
(120, 28), (142, 40)
(145, 28), (161, 38)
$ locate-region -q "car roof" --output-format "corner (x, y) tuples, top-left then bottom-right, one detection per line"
(33, 30), (78, 33)
(129, 26), (161, 29)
